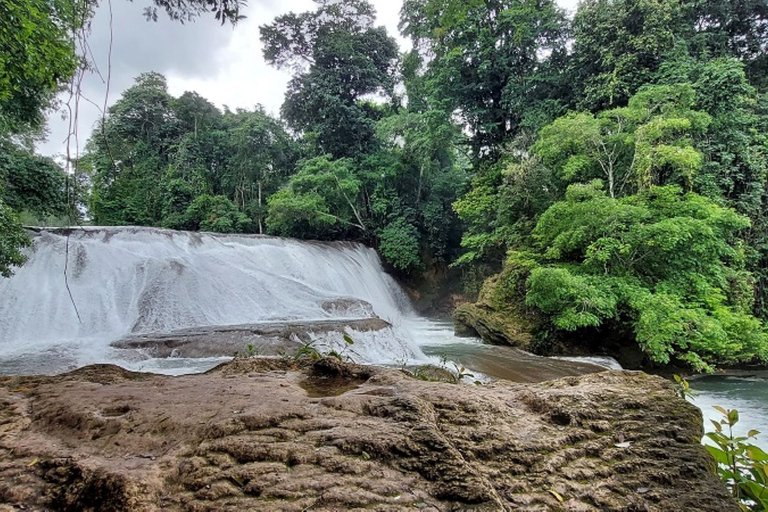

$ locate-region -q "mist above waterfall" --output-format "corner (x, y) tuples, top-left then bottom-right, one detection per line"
(0, 227), (426, 374)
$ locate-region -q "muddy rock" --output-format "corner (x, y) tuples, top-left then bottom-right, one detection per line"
(0, 359), (735, 511)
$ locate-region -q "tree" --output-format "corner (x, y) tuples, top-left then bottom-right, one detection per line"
(225, 108), (296, 233)
(534, 85), (710, 196)
(374, 107), (468, 263)
(525, 183), (767, 370)
(690, 0), (768, 85)
(89, 73), (178, 226)
(139, 0), (245, 24)
(0, 141), (67, 219)
(400, 0), (570, 158)
(260, 0), (399, 158)
(267, 155), (365, 238)
(0, 197), (28, 277)
(378, 218), (423, 272)
(183, 194), (250, 233)
(569, 0), (692, 111)
(0, 0), (81, 136)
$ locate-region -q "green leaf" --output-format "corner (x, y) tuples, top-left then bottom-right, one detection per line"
(747, 446), (768, 462)
(705, 444), (730, 466)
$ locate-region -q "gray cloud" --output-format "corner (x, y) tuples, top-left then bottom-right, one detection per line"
(40, 0), (277, 158)
(39, 0), (577, 159)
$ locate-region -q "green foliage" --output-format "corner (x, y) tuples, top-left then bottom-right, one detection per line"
(0, 0), (81, 136)
(184, 194), (250, 233)
(373, 106), (468, 264)
(452, 163), (506, 267)
(401, 0), (570, 157)
(569, 0), (692, 111)
(0, 141), (67, 218)
(87, 74), (295, 236)
(226, 106), (296, 233)
(267, 155), (364, 238)
(690, 0), (768, 86)
(534, 84), (710, 195)
(261, 0), (398, 158)
(141, 0), (246, 24)
(378, 219), (422, 272)
(0, 196), (29, 277)
(294, 333), (358, 363)
(706, 407), (768, 510)
(525, 183), (767, 369)
(672, 374), (695, 400)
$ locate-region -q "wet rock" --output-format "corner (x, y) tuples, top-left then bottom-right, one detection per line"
(0, 359), (737, 511)
(453, 303), (533, 348)
(453, 273), (536, 349)
(112, 318), (391, 358)
(320, 298), (376, 318)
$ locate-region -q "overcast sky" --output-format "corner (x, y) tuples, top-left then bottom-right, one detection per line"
(41, 0), (578, 158)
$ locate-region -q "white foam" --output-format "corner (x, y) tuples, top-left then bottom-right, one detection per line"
(0, 227), (424, 372)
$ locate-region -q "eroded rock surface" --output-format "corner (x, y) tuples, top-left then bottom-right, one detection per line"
(0, 359), (735, 511)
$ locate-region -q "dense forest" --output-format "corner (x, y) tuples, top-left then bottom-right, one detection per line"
(3, 0), (768, 371)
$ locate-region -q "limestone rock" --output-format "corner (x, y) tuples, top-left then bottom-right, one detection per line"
(0, 359), (736, 511)
(453, 273), (536, 348)
(112, 318), (391, 358)
(453, 302), (533, 348)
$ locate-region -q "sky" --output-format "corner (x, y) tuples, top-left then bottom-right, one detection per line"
(40, 0), (578, 158)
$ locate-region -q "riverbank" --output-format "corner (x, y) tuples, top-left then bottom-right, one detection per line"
(0, 357), (736, 511)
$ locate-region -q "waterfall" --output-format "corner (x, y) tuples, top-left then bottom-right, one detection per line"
(0, 227), (427, 374)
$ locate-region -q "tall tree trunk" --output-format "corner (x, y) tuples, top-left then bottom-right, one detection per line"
(258, 180), (263, 235)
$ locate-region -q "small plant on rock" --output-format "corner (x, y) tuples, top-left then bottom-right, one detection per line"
(294, 334), (359, 363)
(294, 340), (323, 361)
(235, 343), (260, 359)
(673, 374), (696, 400)
(706, 407), (768, 511)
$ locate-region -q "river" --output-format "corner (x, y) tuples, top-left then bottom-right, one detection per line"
(689, 373), (768, 450)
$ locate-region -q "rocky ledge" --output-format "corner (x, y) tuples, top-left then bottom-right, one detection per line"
(112, 318), (391, 359)
(0, 359), (734, 511)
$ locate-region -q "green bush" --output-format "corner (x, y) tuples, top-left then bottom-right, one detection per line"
(0, 198), (30, 278)
(184, 195), (251, 233)
(378, 219), (422, 272)
(525, 183), (768, 370)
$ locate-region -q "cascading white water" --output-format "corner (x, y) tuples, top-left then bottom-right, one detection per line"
(0, 227), (427, 374)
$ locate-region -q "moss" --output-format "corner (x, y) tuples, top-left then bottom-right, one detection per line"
(453, 263), (543, 348)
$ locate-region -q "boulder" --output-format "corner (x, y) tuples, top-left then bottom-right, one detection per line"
(453, 274), (536, 348)
(0, 359), (736, 511)
(453, 302), (533, 348)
